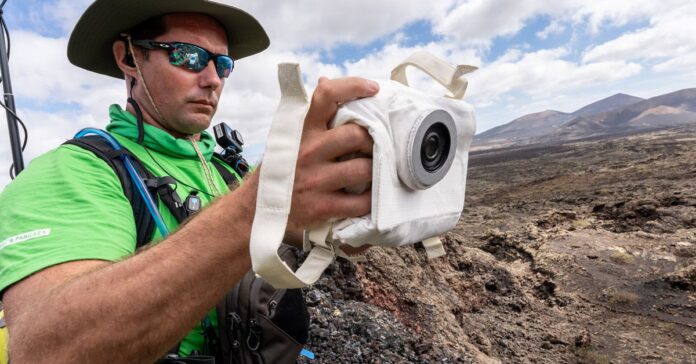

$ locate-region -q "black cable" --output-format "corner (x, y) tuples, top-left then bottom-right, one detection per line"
(1, 17), (10, 59)
(143, 146), (215, 198)
(1, 99), (27, 179)
(0, 99), (26, 150)
(1, 3), (22, 179)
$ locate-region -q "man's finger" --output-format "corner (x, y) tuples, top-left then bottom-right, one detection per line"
(318, 157), (372, 192)
(324, 190), (371, 220)
(305, 77), (379, 131)
(316, 123), (373, 161)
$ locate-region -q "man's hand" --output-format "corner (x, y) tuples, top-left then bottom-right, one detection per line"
(286, 76), (379, 231)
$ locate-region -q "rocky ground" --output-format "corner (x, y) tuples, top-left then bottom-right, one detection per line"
(299, 126), (696, 363)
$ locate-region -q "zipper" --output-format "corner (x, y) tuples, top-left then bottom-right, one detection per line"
(267, 288), (287, 318)
(227, 312), (242, 364)
(228, 276), (246, 364)
(246, 278), (264, 359)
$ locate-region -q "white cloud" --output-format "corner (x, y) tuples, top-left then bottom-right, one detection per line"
(570, 0), (673, 34)
(582, 2), (696, 65)
(434, 0), (543, 45)
(41, 0), (93, 34)
(468, 48), (642, 102)
(225, 0), (452, 50)
(653, 54), (696, 74)
(8, 30), (124, 119)
(536, 20), (565, 39)
(432, 0), (674, 45)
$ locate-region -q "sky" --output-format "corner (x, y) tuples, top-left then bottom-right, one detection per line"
(1, 0), (695, 189)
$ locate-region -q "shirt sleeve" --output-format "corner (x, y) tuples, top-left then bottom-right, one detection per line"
(0, 144), (137, 295)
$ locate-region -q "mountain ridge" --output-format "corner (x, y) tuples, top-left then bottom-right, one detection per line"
(473, 88), (696, 149)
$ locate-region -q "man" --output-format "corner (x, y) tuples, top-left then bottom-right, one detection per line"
(0, 0), (376, 363)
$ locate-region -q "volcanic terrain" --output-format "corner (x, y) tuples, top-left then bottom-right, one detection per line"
(301, 126), (696, 363)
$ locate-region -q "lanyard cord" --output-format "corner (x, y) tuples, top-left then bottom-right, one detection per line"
(142, 146), (215, 198)
(189, 135), (221, 197)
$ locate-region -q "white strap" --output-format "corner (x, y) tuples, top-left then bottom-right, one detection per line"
(249, 64), (336, 288)
(391, 50), (477, 100)
(422, 236), (446, 259)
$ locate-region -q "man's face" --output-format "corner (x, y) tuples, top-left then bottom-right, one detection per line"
(133, 14), (228, 136)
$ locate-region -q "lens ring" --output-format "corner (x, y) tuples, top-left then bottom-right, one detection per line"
(407, 109), (457, 189)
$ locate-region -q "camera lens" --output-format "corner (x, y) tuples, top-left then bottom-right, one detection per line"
(400, 109), (457, 190)
(421, 122), (450, 172)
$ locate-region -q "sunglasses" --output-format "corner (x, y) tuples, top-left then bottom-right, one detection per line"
(131, 39), (235, 78)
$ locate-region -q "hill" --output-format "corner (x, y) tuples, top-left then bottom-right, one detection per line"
(474, 88), (696, 149)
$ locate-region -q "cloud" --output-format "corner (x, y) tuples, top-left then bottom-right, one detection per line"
(225, 0), (452, 50)
(582, 2), (696, 66)
(434, 0), (544, 45)
(41, 0), (93, 34)
(431, 0), (673, 45)
(653, 54), (696, 74)
(468, 48), (642, 101)
(10, 31), (122, 107)
(536, 21), (565, 39)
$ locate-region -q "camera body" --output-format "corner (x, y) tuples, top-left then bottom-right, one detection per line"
(213, 122), (250, 177)
(250, 55), (477, 288)
(330, 79), (476, 248)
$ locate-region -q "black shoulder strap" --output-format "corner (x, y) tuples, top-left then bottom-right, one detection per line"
(211, 153), (240, 189)
(64, 136), (157, 249)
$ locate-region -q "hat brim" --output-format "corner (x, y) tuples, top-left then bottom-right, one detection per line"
(68, 0), (270, 79)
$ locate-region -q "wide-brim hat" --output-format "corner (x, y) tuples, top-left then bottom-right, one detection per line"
(68, 0), (270, 79)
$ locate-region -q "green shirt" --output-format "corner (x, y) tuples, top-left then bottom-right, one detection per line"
(0, 104), (240, 356)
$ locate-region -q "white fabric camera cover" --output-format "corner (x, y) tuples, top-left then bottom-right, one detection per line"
(249, 52), (477, 288)
(330, 79), (476, 248)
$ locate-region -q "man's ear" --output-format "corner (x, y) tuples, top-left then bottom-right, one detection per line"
(113, 40), (137, 79)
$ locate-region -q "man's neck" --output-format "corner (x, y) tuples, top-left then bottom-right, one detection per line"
(124, 102), (201, 141)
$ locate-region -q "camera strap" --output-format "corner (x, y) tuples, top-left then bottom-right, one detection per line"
(249, 63), (338, 288)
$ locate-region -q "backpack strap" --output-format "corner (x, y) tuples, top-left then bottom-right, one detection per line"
(64, 136), (157, 249)
(211, 154), (242, 188)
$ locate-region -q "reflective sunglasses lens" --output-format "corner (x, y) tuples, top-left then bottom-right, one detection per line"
(170, 44), (210, 71)
(216, 56), (234, 78)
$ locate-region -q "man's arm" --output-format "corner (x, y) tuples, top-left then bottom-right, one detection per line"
(3, 77), (378, 364)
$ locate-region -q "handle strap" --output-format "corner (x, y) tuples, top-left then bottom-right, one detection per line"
(391, 50), (477, 99)
(249, 64), (337, 288)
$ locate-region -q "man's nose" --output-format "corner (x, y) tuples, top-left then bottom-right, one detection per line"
(199, 60), (222, 90)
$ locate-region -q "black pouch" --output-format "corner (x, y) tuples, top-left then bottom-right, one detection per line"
(217, 246), (310, 364)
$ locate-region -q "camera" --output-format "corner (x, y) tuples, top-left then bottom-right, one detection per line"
(214, 122), (250, 177)
(329, 74), (476, 249)
(249, 53), (477, 288)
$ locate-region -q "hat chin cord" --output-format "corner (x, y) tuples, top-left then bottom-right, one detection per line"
(124, 35), (220, 196)
(124, 35), (167, 141)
